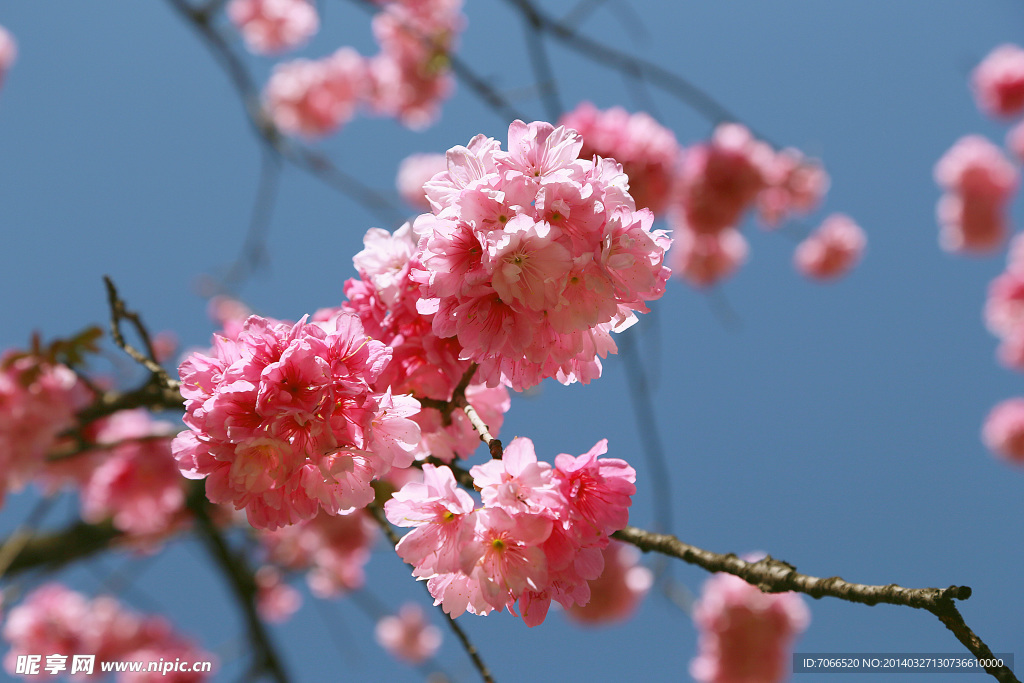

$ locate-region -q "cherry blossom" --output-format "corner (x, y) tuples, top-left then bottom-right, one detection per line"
(690, 565), (810, 683)
(983, 398), (1024, 464)
(757, 148), (829, 228)
(375, 603), (442, 665)
(934, 135), (1018, 253)
(413, 120), (671, 390)
(227, 0), (318, 55)
(670, 227), (748, 288)
(566, 540), (653, 624)
(79, 409), (187, 539)
(0, 352), (91, 504)
(793, 213), (866, 281)
(3, 584), (212, 680)
(559, 102), (681, 214)
(972, 43), (1024, 118)
(173, 312), (421, 529)
(397, 153), (448, 210)
(264, 48), (368, 138)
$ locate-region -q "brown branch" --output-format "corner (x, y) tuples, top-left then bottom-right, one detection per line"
(367, 503), (495, 683)
(103, 276), (179, 391)
(612, 526), (1019, 683)
(2, 519), (123, 578)
(186, 487), (290, 683)
(164, 0), (407, 227)
(503, 0), (739, 126)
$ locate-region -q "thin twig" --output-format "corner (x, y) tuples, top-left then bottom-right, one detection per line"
(164, 0), (406, 226)
(103, 276), (177, 387)
(612, 526), (1018, 683)
(503, 0), (739, 126)
(367, 504), (495, 683)
(0, 496), (56, 581)
(519, 8), (563, 122)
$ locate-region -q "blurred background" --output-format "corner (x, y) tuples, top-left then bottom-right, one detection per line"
(0, 1), (1022, 681)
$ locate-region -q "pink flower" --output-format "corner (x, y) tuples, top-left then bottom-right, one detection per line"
(559, 102), (680, 214)
(254, 566), (302, 622)
(690, 566), (810, 683)
(983, 398), (1024, 465)
(342, 224), (511, 461)
(793, 214), (866, 281)
(972, 44), (1024, 118)
(671, 123), (772, 235)
(264, 48), (367, 138)
(174, 312), (420, 529)
(374, 603), (442, 665)
(412, 120), (671, 390)
(0, 25), (16, 92)
(79, 410), (187, 539)
(669, 227), (748, 288)
(0, 352), (91, 503)
(757, 148), (829, 228)
(566, 540), (653, 625)
(470, 437), (560, 515)
(228, 0), (318, 55)
(364, 1), (464, 129)
(934, 136), (1018, 254)
(262, 508), (378, 596)
(384, 464), (476, 577)
(553, 439), (636, 544)
(1007, 121), (1024, 163)
(3, 584), (209, 679)
(396, 153), (447, 210)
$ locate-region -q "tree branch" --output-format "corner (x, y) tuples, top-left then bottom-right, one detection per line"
(612, 525), (1019, 683)
(366, 504), (495, 683)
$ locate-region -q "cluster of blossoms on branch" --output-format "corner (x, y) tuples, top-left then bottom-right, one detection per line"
(946, 43), (1024, 466)
(4, 583), (213, 682)
(385, 437), (636, 627)
(555, 102), (863, 286)
(244, 0), (465, 135)
(413, 119), (671, 390)
(172, 311), (422, 530)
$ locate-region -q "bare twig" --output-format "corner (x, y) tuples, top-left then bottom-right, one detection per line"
(503, 0), (739, 126)
(612, 526), (1019, 683)
(103, 276), (178, 388)
(164, 0), (406, 226)
(367, 504), (495, 683)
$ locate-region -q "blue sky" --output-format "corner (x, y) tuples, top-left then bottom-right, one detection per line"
(1, 1), (1023, 681)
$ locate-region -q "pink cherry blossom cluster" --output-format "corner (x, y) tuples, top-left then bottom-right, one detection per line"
(0, 25), (15, 93)
(172, 311), (421, 530)
(665, 123), (844, 287)
(262, 0), (464, 136)
(690, 565), (810, 683)
(3, 583), (213, 681)
(934, 135), (1018, 254)
(564, 540), (653, 625)
(973, 44), (1024, 120)
(228, 0), (319, 55)
(0, 352), (90, 505)
(984, 234), (1024, 369)
(374, 603), (442, 665)
(558, 102), (682, 215)
(412, 120), (671, 390)
(77, 409), (187, 540)
(254, 566), (303, 623)
(340, 224), (511, 462)
(792, 213), (867, 281)
(384, 437), (636, 627)
(260, 507), (378, 596)
(983, 397), (1024, 465)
